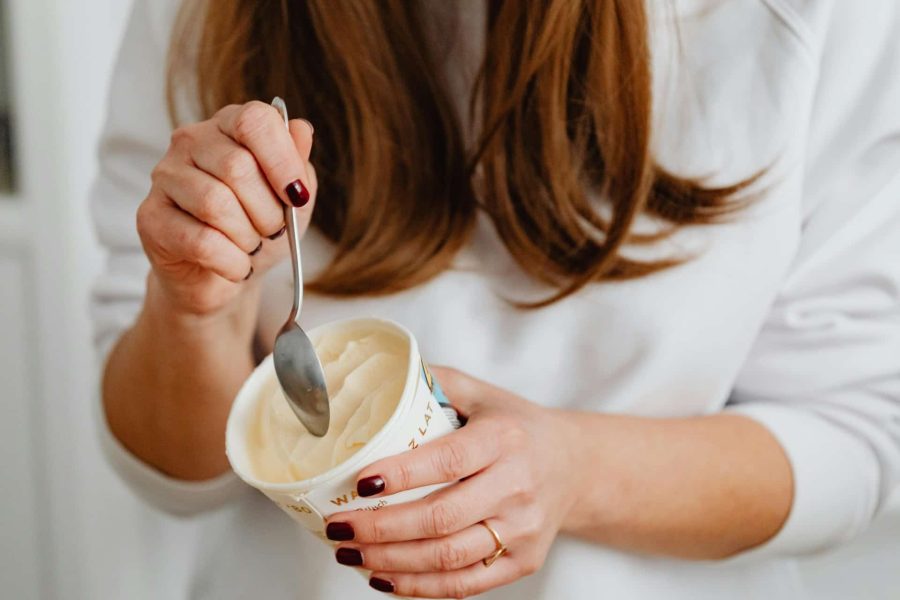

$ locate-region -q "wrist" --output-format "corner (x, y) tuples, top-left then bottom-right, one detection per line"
(142, 272), (261, 346)
(556, 411), (626, 538)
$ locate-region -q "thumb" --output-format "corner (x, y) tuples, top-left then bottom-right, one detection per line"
(430, 366), (487, 418)
(288, 118), (314, 160)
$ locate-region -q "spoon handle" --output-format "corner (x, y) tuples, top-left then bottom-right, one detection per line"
(271, 97), (304, 324)
(285, 203), (304, 323)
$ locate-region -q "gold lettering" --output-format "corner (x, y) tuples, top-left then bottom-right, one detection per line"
(356, 499), (388, 512)
(330, 494), (350, 506)
(408, 438), (419, 450)
(286, 504), (312, 514)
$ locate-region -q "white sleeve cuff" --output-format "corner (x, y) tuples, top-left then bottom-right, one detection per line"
(725, 401), (881, 558)
(94, 388), (248, 518)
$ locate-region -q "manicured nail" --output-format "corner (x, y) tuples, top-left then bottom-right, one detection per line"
(243, 266), (254, 281)
(299, 118), (314, 135)
(369, 577), (394, 594)
(357, 475), (385, 497)
(249, 241), (263, 256)
(326, 522), (354, 541)
(335, 547), (363, 566)
(267, 225), (286, 240)
(285, 179), (310, 207)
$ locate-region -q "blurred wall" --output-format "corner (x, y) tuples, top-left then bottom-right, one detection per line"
(0, 0), (135, 597)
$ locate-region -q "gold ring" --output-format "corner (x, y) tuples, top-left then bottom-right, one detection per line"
(478, 521), (508, 567)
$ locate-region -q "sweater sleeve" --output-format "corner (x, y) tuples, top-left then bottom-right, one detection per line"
(726, 0), (900, 556)
(89, 0), (246, 517)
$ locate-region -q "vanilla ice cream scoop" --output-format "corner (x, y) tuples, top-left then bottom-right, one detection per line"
(248, 325), (409, 483)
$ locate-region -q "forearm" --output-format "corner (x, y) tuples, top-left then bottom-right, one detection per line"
(102, 274), (260, 481)
(561, 412), (793, 559)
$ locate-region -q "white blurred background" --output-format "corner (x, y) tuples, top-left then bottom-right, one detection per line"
(0, 1), (897, 598)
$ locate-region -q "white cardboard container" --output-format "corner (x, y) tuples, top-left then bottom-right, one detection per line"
(226, 317), (456, 542)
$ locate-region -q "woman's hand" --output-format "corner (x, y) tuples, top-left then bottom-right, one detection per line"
(326, 367), (580, 599)
(136, 100), (317, 319)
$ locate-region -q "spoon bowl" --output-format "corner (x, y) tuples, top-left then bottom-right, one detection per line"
(273, 321), (330, 436)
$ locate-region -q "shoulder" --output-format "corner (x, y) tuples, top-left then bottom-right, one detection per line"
(758, 0), (900, 60)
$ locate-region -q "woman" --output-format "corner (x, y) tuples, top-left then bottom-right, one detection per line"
(92, 0), (900, 598)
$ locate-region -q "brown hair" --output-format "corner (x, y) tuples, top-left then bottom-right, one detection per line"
(169, 0), (754, 306)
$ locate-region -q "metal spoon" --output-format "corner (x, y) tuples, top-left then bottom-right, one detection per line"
(270, 96), (330, 437)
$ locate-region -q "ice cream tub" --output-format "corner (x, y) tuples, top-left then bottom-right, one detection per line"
(226, 317), (458, 541)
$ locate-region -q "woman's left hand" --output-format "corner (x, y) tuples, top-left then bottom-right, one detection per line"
(326, 366), (580, 598)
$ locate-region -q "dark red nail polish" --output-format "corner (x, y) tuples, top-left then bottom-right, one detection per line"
(249, 241), (263, 256)
(357, 476), (385, 497)
(369, 577), (394, 594)
(285, 179), (310, 207)
(326, 522), (354, 541)
(243, 266), (254, 281)
(267, 225), (286, 240)
(335, 547), (363, 566)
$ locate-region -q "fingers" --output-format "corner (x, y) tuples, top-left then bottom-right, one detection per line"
(214, 102), (315, 207)
(329, 473), (499, 544)
(356, 423), (500, 497)
(336, 522), (497, 574)
(368, 558), (522, 599)
(137, 196), (251, 283)
(153, 159), (262, 254)
(187, 133), (285, 238)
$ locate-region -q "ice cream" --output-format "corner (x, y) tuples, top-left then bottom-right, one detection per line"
(247, 324), (409, 483)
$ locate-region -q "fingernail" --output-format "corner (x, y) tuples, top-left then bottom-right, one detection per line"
(369, 577), (394, 594)
(335, 547), (363, 567)
(285, 179), (310, 207)
(326, 522), (354, 541)
(357, 475), (385, 497)
(243, 266), (253, 281)
(267, 225), (286, 240)
(300, 118), (314, 135)
(249, 241), (263, 256)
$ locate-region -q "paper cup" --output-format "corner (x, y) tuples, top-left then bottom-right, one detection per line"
(226, 317), (458, 541)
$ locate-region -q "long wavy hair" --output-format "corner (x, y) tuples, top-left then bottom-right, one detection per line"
(168, 0), (754, 306)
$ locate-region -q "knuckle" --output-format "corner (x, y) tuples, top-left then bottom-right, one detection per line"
(135, 201), (154, 241)
(194, 184), (225, 221)
(500, 419), (529, 449)
(519, 507), (544, 539)
(188, 226), (217, 263)
(434, 440), (468, 479)
(219, 148), (257, 182)
(426, 499), (463, 537)
(434, 540), (467, 571)
(169, 125), (195, 147)
(234, 101), (273, 142)
(215, 104), (241, 119)
(447, 578), (472, 599)
(149, 162), (167, 186)
(393, 461), (414, 491)
(367, 517), (388, 543)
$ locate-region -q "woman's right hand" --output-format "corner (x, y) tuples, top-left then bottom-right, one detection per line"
(136, 100), (317, 318)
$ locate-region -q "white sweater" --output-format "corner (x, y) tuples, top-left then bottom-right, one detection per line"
(91, 1), (900, 598)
